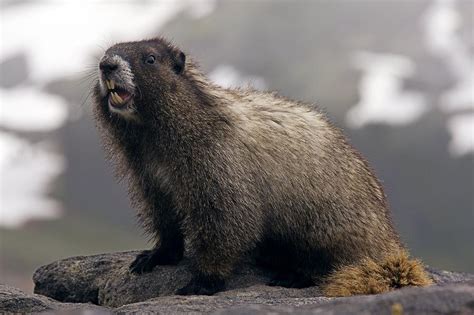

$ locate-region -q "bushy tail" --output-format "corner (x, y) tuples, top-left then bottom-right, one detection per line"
(322, 251), (433, 297)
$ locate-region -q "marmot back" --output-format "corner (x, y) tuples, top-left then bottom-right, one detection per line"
(92, 37), (432, 296)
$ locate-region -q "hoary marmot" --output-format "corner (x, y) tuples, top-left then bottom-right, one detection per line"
(92, 37), (432, 296)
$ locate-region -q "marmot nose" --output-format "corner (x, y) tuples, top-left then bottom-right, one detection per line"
(99, 58), (119, 74)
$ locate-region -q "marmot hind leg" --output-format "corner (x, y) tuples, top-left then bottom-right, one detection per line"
(258, 240), (330, 289)
(268, 271), (314, 288)
(176, 204), (260, 296)
(322, 250), (433, 297)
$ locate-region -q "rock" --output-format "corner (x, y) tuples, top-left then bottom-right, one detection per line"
(33, 251), (282, 308)
(29, 251), (474, 314)
(115, 286), (331, 314)
(215, 281), (474, 315)
(0, 284), (52, 313)
(0, 284), (110, 314)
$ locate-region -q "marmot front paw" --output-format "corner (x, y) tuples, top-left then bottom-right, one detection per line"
(129, 247), (183, 274)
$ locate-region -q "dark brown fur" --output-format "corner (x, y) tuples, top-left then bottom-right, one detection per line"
(92, 37), (432, 296)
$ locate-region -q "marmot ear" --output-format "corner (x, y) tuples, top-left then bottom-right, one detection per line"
(172, 51), (186, 74)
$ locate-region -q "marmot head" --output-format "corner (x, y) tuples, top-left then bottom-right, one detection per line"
(94, 38), (186, 122)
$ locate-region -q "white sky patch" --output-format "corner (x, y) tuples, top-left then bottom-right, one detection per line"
(0, 0), (216, 82)
(422, 0), (474, 157)
(347, 0), (473, 157)
(446, 114), (474, 157)
(0, 132), (65, 228)
(209, 65), (267, 90)
(188, 0), (217, 19)
(346, 51), (427, 128)
(0, 87), (69, 132)
(423, 0), (474, 112)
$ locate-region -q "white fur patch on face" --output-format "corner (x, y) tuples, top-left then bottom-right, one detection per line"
(109, 55), (135, 88)
(98, 75), (108, 97)
(108, 103), (138, 121)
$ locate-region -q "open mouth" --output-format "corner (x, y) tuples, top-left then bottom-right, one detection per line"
(105, 79), (133, 108)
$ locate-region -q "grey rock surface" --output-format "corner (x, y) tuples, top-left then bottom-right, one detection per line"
(33, 251), (281, 308)
(0, 284), (110, 314)
(216, 281), (474, 315)
(24, 251), (474, 314)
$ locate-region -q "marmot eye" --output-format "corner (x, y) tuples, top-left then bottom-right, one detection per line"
(145, 55), (156, 65)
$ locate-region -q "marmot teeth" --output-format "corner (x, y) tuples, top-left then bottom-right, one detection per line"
(110, 91), (123, 104)
(105, 80), (115, 90)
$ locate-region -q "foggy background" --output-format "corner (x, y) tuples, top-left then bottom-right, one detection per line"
(0, 0), (473, 292)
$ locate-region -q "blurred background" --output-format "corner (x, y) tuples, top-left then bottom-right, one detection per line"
(0, 0), (473, 292)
